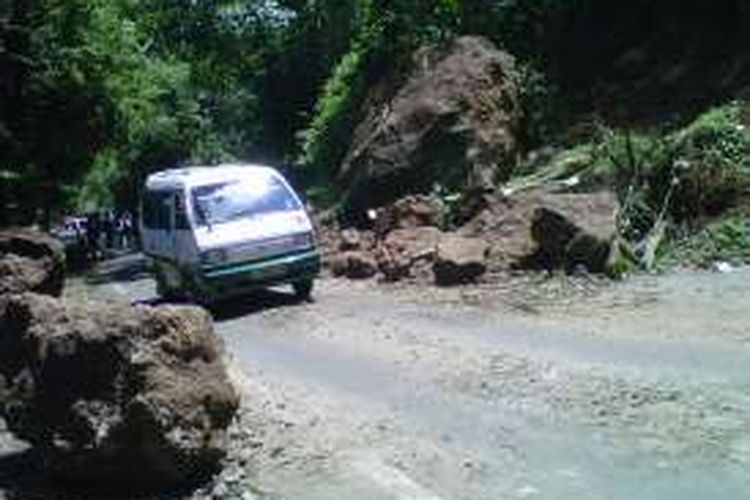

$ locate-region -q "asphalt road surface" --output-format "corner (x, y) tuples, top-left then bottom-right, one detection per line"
(75, 255), (750, 499)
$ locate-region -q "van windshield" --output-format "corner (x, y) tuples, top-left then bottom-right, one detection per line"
(191, 176), (301, 227)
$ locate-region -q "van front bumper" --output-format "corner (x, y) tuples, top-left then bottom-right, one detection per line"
(197, 248), (321, 300)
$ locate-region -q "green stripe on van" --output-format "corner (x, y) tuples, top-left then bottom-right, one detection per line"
(202, 249), (320, 279)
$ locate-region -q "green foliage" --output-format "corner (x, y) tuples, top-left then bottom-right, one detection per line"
(300, 47), (368, 184)
(4, 0), (750, 225)
(304, 184), (337, 205)
(430, 183), (462, 231)
(303, 51), (365, 175)
(661, 215), (750, 268)
(593, 104), (750, 233)
(606, 238), (638, 279)
(518, 104), (750, 235)
(1, 0), (288, 220)
(517, 63), (566, 147)
(667, 105), (750, 221)
(509, 145), (594, 189)
(514, 102), (750, 268)
(587, 128), (673, 241)
(71, 1), (220, 209)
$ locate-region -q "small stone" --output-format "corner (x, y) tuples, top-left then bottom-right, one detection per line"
(434, 235), (488, 286)
(329, 251), (378, 279)
(339, 229), (362, 251)
(212, 481), (229, 498)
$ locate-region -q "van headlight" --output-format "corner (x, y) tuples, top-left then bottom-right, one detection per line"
(200, 248), (228, 266)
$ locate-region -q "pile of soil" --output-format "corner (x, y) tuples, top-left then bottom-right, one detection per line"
(321, 187), (619, 286)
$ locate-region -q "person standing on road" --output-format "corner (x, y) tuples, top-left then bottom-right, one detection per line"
(120, 210), (133, 250)
(86, 212), (101, 261)
(103, 211), (115, 250)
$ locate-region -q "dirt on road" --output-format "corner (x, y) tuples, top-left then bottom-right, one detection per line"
(6, 256), (750, 499)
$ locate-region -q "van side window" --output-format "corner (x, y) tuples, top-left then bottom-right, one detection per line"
(142, 190), (173, 230)
(174, 194), (190, 230)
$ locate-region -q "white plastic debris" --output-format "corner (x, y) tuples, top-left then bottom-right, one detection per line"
(713, 261), (734, 274)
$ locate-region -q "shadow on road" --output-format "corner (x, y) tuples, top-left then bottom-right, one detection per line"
(0, 449), (213, 500)
(210, 287), (311, 322)
(0, 449), (45, 499)
(130, 286), (309, 322)
(79, 252), (313, 320)
(85, 251), (150, 286)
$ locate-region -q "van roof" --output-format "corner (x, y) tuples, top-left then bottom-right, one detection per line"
(145, 164), (280, 191)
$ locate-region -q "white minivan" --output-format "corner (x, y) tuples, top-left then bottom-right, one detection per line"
(140, 164), (320, 303)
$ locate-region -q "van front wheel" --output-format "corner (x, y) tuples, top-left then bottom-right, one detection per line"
(155, 268), (176, 301)
(293, 279), (314, 301)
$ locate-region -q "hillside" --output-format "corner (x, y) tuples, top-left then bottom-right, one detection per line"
(1, 0), (749, 267)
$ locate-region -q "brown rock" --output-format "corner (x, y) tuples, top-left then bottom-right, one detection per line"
(434, 235), (489, 286)
(339, 229), (362, 251)
(383, 227), (442, 258)
(370, 195), (441, 239)
(391, 196), (439, 229)
(0, 293), (239, 491)
(340, 36), (520, 218)
(460, 188), (619, 273)
(377, 227), (442, 282)
(329, 251), (378, 280)
(0, 228), (65, 297)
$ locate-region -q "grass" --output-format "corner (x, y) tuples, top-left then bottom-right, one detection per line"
(659, 215), (750, 269)
(510, 101), (750, 270)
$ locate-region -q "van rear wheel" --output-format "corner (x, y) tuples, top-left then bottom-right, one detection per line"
(293, 279), (314, 301)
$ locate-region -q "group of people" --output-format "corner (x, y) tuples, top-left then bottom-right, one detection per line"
(64, 210), (135, 262)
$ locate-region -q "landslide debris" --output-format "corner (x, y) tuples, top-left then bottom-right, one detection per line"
(318, 33), (619, 286)
(0, 293), (239, 491)
(321, 187), (619, 285)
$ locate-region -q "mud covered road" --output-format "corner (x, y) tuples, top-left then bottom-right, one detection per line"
(81, 256), (750, 499)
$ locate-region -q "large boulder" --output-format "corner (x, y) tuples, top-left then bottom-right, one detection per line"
(0, 293), (239, 491)
(460, 188), (619, 273)
(0, 228), (65, 297)
(340, 36), (520, 220)
(433, 235), (489, 286)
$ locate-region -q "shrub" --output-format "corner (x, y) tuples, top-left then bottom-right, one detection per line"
(661, 215), (750, 268)
(575, 103), (750, 237)
(510, 102), (750, 272)
(667, 105), (750, 221)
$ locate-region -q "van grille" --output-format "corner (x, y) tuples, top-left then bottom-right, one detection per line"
(228, 233), (311, 263)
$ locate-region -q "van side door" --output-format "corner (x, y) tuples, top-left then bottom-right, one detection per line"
(172, 190), (195, 264)
(142, 190), (175, 259)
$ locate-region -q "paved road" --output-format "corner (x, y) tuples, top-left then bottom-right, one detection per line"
(97, 254), (750, 500)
